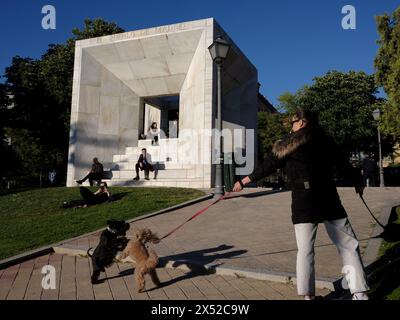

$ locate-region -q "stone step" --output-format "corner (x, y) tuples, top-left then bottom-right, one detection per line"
(111, 161), (192, 171)
(126, 145), (178, 155)
(137, 139), (153, 148)
(137, 138), (178, 148)
(111, 169), (189, 180)
(126, 146), (157, 154)
(113, 152), (178, 163)
(125, 146), (178, 159)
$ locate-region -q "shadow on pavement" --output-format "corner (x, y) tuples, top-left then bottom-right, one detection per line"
(226, 238), (371, 259)
(101, 244), (247, 289)
(159, 244), (247, 268)
(378, 206), (400, 242)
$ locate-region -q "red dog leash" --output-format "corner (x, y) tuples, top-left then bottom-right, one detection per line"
(158, 192), (232, 241)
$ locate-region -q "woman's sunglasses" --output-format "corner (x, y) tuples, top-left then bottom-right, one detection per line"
(291, 119), (301, 126)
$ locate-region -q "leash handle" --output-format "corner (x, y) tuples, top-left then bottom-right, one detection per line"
(158, 192), (231, 241)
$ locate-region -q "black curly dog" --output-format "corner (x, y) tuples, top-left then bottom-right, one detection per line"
(87, 219), (130, 284)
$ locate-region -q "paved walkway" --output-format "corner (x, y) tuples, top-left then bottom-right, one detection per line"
(0, 187), (398, 299)
(63, 187), (399, 278)
(0, 253), (330, 300)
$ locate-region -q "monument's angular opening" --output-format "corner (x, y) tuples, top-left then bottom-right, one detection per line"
(143, 95), (179, 139)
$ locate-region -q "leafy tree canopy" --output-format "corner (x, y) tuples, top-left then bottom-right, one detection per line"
(277, 70), (394, 156)
(375, 7), (400, 139)
(3, 18), (124, 185)
(257, 112), (289, 159)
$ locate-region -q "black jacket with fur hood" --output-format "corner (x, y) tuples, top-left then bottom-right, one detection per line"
(249, 126), (362, 224)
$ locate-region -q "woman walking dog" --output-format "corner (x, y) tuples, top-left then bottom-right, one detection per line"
(233, 109), (370, 300)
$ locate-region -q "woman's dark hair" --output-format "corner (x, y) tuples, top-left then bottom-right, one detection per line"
(294, 109), (319, 128)
(150, 122), (157, 129)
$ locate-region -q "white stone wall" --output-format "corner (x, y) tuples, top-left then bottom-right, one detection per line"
(67, 51), (139, 185)
(144, 103), (161, 135)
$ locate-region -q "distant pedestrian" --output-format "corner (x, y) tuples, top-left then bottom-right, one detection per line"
(48, 169), (56, 185)
(76, 157), (104, 186)
(362, 154), (377, 187)
(232, 109), (370, 300)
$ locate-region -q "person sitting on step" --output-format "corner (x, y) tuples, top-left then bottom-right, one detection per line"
(133, 148), (154, 181)
(147, 122), (160, 146)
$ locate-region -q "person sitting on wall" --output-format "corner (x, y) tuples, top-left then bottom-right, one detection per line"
(76, 157), (104, 186)
(133, 148), (154, 181)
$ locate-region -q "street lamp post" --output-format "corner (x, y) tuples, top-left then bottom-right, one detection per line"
(372, 108), (385, 188)
(208, 36), (231, 197)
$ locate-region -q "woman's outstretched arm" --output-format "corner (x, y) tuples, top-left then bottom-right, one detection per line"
(232, 154), (284, 192)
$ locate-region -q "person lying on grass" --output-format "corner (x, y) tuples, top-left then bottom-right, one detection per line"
(62, 182), (111, 209)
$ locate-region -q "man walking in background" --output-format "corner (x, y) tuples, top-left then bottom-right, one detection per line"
(362, 154), (377, 187)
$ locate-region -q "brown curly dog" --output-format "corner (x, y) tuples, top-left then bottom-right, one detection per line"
(120, 228), (161, 292)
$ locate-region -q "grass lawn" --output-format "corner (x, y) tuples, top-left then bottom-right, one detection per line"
(368, 206), (400, 300)
(0, 187), (205, 260)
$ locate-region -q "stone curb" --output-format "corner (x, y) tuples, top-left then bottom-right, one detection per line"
(0, 246), (55, 271)
(0, 192), (213, 270)
(209, 265), (336, 291)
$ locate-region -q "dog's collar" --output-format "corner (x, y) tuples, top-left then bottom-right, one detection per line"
(107, 227), (116, 234)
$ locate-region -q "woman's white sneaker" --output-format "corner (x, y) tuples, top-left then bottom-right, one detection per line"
(352, 292), (369, 300)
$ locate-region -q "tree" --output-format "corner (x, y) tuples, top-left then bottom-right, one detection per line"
(0, 82), (11, 142)
(3, 128), (48, 184)
(71, 18), (124, 40)
(276, 91), (299, 114)
(375, 7), (400, 139)
(4, 18), (125, 186)
(278, 71), (390, 156)
(4, 56), (65, 184)
(0, 82), (19, 184)
(257, 112), (289, 159)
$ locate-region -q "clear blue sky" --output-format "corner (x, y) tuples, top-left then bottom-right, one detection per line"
(1, 0), (398, 105)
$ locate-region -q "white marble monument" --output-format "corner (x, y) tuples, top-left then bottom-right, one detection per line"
(67, 18), (258, 188)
